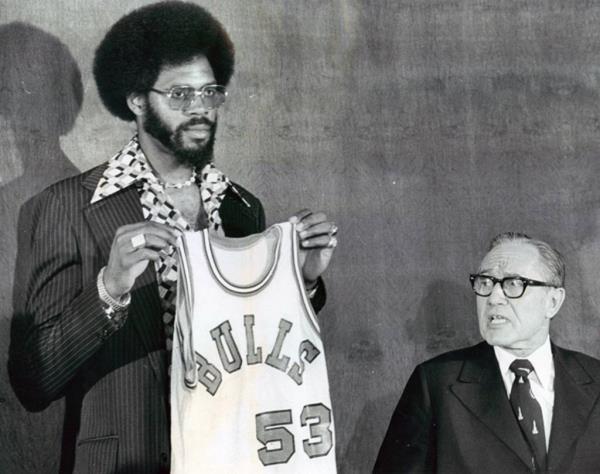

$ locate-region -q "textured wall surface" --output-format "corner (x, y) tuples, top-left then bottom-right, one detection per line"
(2, 1), (600, 473)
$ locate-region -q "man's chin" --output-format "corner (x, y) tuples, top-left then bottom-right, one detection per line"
(173, 145), (213, 168)
(180, 140), (208, 152)
(481, 326), (513, 346)
(172, 126), (216, 168)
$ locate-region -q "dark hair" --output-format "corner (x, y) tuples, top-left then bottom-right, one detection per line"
(93, 1), (234, 121)
(487, 232), (566, 287)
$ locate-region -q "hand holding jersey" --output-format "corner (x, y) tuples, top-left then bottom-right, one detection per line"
(100, 207), (338, 301)
(290, 209), (338, 287)
(103, 221), (180, 299)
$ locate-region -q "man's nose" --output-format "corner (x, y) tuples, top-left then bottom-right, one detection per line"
(487, 282), (507, 304)
(183, 96), (213, 116)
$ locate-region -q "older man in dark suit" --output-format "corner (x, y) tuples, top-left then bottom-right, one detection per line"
(375, 232), (600, 474)
(8, 3), (337, 473)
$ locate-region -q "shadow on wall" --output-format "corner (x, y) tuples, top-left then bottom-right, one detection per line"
(339, 279), (477, 473)
(0, 22), (82, 474)
(406, 279), (480, 355)
(339, 392), (399, 474)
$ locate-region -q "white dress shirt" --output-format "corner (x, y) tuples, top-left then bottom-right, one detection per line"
(493, 337), (555, 448)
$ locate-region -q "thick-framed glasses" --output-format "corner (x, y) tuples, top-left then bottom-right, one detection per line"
(469, 274), (556, 299)
(149, 84), (227, 111)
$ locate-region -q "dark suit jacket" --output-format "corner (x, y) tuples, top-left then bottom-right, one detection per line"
(374, 341), (600, 474)
(8, 163), (325, 474)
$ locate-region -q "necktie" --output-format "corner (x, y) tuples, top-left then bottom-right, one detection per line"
(509, 359), (547, 471)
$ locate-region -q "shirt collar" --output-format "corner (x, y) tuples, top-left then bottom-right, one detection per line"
(91, 135), (158, 204)
(494, 337), (554, 390)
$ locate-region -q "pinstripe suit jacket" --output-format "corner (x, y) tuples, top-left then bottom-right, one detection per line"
(9, 163), (326, 474)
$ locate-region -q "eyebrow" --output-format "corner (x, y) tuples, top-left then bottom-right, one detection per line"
(477, 268), (499, 275)
(168, 82), (218, 88)
(477, 271), (531, 279)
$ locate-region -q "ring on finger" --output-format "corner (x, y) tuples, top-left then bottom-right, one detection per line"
(329, 224), (338, 236)
(327, 236), (338, 249)
(131, 233), (146, 250)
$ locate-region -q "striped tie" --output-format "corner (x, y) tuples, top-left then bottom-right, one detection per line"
(509, 359), (547, 472)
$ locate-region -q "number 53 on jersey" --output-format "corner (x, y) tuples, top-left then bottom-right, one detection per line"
(256, 403), (333, 466)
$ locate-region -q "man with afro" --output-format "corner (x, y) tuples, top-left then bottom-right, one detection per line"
(8, 2), (337, 472)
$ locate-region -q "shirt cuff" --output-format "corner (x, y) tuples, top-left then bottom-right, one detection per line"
(305, 280), (319, 299)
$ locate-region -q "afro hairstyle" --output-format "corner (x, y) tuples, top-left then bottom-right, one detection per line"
(93, 1), (234, 121)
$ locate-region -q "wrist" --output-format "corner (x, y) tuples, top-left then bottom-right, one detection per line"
(102, 267), (128, 302)
(97, 267), (131, 315)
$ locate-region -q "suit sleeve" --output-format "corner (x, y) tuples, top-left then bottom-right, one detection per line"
(373, 365), (436, 473)
(8, 189), (122, 411)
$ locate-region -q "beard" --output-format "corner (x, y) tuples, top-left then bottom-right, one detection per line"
(143, 102), (217, 169)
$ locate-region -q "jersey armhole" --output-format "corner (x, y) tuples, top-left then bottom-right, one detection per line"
(290, 222), (322, 336)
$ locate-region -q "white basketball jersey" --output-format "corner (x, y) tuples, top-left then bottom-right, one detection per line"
(170, 222), (337, 473)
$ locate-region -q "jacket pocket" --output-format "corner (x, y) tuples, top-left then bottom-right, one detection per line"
(73, 435), (118, 474)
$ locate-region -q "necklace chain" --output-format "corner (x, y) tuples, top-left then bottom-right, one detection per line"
(162, 168), (197, 189)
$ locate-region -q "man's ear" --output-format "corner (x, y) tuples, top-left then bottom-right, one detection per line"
(126, 92), (147, 117)
(546, 287), (565, 320)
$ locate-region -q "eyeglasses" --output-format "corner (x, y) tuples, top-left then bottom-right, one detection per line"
(149, 84), (227, 111)
(469, 274), (556, 299)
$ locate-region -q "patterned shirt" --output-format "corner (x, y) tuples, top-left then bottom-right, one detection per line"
(91, 135), (231, 350)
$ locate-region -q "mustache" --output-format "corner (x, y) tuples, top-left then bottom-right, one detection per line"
(181, 116), (216, 129)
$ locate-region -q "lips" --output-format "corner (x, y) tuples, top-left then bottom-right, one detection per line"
(184, 117), (214, 129)
(178, 117), (214, 142)
(488, 314), (510, 326)
(185, 125), (210, 131)
(184, 127), (210, 139)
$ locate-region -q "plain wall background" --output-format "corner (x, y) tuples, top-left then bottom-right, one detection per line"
(2, 1), (600, 472)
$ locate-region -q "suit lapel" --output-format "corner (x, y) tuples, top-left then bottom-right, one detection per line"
(547, 345), (600, 470)
(450, 343), (534, 470)
(221, 189), (260, 236)
(82, 174), (165, 384)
